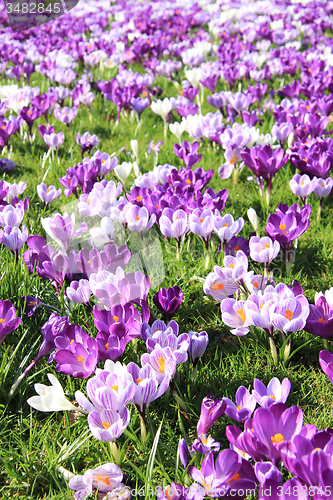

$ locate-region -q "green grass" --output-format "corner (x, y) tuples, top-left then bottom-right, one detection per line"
(1, 51), (333, 500)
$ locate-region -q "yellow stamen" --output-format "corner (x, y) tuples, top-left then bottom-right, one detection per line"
(96, 475), (110, 485)
(77, 356), (85, 364)
(237, 309), (246, 322)
(113, 315), (119, 322)
(102, 421), (110, 429)
(279, 224), (287, 235)
(136, 378), (144, 384)
(271, 433), (285, 444)
(158, 356), (165, 373)
(285, 309), (293, 321)
(0, 318), (4, 324)
(212, 283), (224, 290)
(111, 385), (118, 391)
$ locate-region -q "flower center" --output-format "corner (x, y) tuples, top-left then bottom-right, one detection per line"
(237, 405), (242, 411)
(96, 475), (111, 485)
(271, 433), (285, 444)
(113, 315), (119, 322)
(77, 356), (85, 364)
(136, 378), (144, 384)
(158, 356), (165, 373)
(111, 385), (118, 391)
(285, 309), (293, 321)
(0, 318), (4, 324)
(136, 196), (142, 201)
(237, 309), (246, 322)
(227, 472), (241, 484)
(102, 421), (111, 429)
(279, 224), (288, 235)
(135, 216), (140, 221)
(318, 318), (326, 323)
(212, 283), (224, 290)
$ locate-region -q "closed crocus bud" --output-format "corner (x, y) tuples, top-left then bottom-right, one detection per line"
(247, 208), (259, 233)
(0, 299), (21, 345)
(188, 331), (209, 365)
(197, 394), (226, 437)
(130, 139), (139, 163)
(37, 183), (62, 206)
(153, 286), (183, 320)
(151, 98), (172, 121)
(319, 350), (333, 384)
(114, 161), (132, 184)
(178, 438), (189, 469)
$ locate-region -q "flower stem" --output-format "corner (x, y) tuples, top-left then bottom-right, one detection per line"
(140, 412), (147, 446)
(109, 441), (120, 465)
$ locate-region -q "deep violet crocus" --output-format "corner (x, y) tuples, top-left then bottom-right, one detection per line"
(0, 300), (21, 345)
(173, 141), (202, 168)
(304, 288), (333, 339)
(241, 145), (288, 205)
(265, 203), (311, 273)
(319, 350), (333, 384)
(153, 286), (183, 320)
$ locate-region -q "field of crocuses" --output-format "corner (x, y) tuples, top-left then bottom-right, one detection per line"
(3, 0), (333, 498)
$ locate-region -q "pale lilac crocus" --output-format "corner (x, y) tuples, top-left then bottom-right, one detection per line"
(223, 386), (257, 423)
(124, 205), (156, 233)
(66, 279), (91, 304)
(159, 208), (188, 248)
(69, 463), (124, 500)
(43, 131), (64, 150)
(141, 320), (189, 364)
(41, 214), (88, 251)
(221, 299), (249, 336)
(1, 225), (28, 255)
(203, 269), (239, 301)
(141, 346), (177, 384)
(249, 236), (280, 272)
(289, 174), (316, 205)
(0, 203), (25, 227)
(54, 106), (77, 125)
(252, 377), (291, 408)
(37, 183), (62, 206)
(314, 177), (333, 221)
(188, 331), (209, 365)
(214, 214), (244, 254)
(88, 407), (130, 442)
(127, 363), (171, 415)
(271, 297), (309, 335)
(189, 209), (215, 248)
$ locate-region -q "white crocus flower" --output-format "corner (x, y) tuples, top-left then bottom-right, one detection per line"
(247, 208), (259, 235)
(169, 121), (186, 143)
(130, 139), (139, 164)
(27, 373), (87, 413)
(185, 67), (202, 88)
(151, 98), (172, 121)
(114, 161), (133, 184)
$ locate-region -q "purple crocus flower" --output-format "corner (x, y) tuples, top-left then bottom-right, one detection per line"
(37, 183), (62, 206)
(314, 177), (333, 201)
(41, 214), (88, 252)
(54, 106), (77, 125)
(0, 203), (25, 227)
(66, 279), (91, 304)
(271, 122), (294, 146)
(249, 236), (280, 265)
(93, 302), (142, 341)
(68, 463), (124, 499)
(189, 209), (215, 248)
(227, 403), (303, 465)
(0, 300), (21, 345)
(43, 131), (65, 150)
(241, 145), (288, 204)
(130, 97), (150, 118)
(141, 346), (177, 384)
(153, 286), (183, 320)
(21, 296), (41, 317)
(289, 174), (316, 205)
(141, 320), (189, 364)
(76, 132), (100, 158)
(304, 289), (333, 339)
(1, 225), (28, 255)
(96, 332), (127, 362)
(271, 297), (309, 335)
(197, 394), (226, 439)
(252, 378), (291, 408)
(223, 386), (257, 423)
(20, 106), (41, 135)
(88, 407), (130, 442)
(159, 208), (188, 245)
(173, 141), (202, 168)
(189, 449), (257, 496)
(178, 438), (189, 469)
(188, 331), (209, 365)
(127, 362), (170, 415)
(124, 205), (156, 233)
(221, 299), (249, 336)
(214, 214), (244, 254)
(265, 203), (311, 270)
(319, 350), (333, 384)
